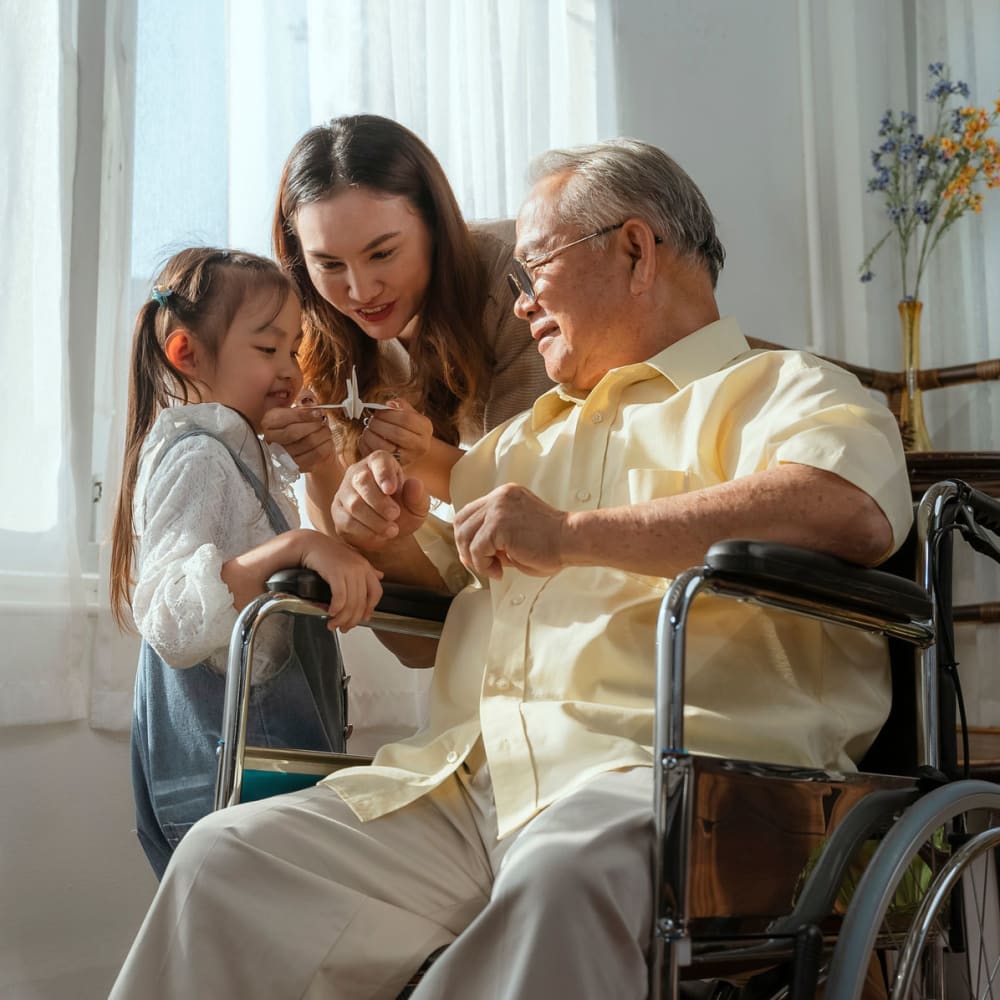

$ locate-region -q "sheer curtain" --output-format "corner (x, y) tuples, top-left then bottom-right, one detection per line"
(802, 0), (1000, 726)
(0, 0), (88, 726)
(89, 0), (614, 736)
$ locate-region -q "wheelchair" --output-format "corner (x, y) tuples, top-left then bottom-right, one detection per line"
(214, 478), (1000, 999)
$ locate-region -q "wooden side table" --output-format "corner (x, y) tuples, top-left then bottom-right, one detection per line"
(905, 451), (1000, 500)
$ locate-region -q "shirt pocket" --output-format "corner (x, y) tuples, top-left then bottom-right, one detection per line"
(625, 468), (691, 504)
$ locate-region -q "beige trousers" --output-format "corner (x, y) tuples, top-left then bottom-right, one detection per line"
(109, 764), (653, 1000)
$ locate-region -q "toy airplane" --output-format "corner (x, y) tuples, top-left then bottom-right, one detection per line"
(294, 365), (393, 421)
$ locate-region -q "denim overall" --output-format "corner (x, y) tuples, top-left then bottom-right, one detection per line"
(130, 429), (346, 878)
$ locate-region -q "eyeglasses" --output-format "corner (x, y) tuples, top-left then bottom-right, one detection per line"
(506, 222), (625, 303)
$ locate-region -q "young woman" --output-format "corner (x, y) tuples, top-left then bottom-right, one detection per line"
(109, 247), (382, 877)
(264, 114), (553, 526)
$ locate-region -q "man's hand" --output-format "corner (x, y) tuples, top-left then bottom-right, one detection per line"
(332, 451), (431, 551)
(454, 484), (568, 580)
(260, 401), (337, 474)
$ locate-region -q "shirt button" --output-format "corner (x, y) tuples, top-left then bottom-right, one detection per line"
(510, 593), (525, 606)
(591, 412), (603, 423)
(494, 676), (510, 691)
(445, 750), (458, 764)
(575, 488), (591, 502)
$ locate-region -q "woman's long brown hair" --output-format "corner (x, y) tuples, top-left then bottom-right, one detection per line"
(109, 248), (295, 629)
(272, 114), (493, 456)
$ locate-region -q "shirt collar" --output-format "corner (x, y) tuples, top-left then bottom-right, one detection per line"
(529, 316), (750, 428)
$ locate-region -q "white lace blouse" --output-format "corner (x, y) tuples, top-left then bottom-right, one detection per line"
(131, 403), (300, 676)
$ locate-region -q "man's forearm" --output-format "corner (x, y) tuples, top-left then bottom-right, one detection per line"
(561, 464), (894, 578)
(365, 534), (449, 591)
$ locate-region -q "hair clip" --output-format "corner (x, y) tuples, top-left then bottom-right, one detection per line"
(151, 286), (174, 307)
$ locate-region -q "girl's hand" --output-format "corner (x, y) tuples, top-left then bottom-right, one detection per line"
(302, 532), (384, 632)
(261, 396), (337, 474)
(358, 399), (433, 467)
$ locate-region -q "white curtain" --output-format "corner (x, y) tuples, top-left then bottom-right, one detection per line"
(802, 1), (1000, 441)
(802, 0), (1000, 727)
(90, 0), (613, 735)
(915, 1), (1000, 732)
(90, 0), (141, 732)
(0, 0), (88, 726)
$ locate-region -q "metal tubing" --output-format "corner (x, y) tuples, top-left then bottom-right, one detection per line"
(216, 592), (446, 811)
(651, 569), (707, 1000)
(915, 480), (960, 771)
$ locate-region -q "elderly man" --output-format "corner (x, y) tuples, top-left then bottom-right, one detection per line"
(110, 140), (911, 1000)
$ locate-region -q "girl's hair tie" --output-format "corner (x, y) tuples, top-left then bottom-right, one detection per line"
(150, 286), (174, 307)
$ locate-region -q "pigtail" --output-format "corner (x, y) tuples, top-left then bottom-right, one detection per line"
(110, 300), (173, 628)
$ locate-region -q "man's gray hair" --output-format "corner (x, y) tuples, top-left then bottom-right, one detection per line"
(527, 138), (725, 288)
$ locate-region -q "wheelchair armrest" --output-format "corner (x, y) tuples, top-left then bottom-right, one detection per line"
(265, 567), (453, 622)
(703, 540), (933, 623)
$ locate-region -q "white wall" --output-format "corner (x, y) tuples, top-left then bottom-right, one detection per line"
(613, 0), (815, 350)
(0, 723), (155, 1000)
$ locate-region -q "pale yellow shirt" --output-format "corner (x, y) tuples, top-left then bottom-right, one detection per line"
(327, 318), (913, 838)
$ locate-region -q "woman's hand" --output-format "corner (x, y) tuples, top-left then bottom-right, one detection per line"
(358, 399), (433, 468)
(260, 397), (337, 474)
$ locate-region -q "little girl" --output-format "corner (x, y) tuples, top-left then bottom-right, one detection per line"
(110, 247), (383, 878)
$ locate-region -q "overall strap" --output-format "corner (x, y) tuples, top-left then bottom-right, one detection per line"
(153, 428), (291, 534)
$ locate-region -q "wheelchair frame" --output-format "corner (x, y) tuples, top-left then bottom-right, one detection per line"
(651, 479), (1000, 999)
(215, 574), (450, 811)
(214, 479), (1000, 999)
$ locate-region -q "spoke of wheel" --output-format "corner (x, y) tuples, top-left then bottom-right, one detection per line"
(891, 825), (1000, 998)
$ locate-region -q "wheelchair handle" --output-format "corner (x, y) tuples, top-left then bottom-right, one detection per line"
(266, 567), (453, 623)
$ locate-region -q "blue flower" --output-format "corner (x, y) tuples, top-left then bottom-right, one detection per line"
(861, 60), (998, 302)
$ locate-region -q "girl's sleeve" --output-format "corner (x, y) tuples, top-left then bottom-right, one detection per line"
(131, 439), (251, 669)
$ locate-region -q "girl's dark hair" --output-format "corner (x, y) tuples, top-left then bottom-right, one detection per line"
(109, 247), (296, 629)
(272, 114), (492, 454)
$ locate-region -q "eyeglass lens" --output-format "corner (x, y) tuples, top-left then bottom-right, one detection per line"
(508, 258), (535, 302)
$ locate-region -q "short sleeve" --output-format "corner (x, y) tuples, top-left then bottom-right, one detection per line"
(721, 352), (913, 553)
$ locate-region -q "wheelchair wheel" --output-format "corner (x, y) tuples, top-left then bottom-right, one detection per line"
(824, 780), (1000, 999)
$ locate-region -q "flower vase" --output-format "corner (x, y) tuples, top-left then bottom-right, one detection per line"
(896, 300), (933, 452)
